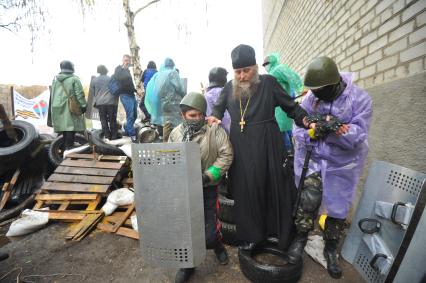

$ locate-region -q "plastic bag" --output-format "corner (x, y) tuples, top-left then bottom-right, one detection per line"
(63, 144), (90, 158)
(6, 209), (49, 237)
(118, 144), (132, 158)
(131, 214), (138, 232)
(101, 188), (134, 216)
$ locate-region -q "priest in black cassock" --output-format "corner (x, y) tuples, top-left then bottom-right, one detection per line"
(208, 44), (309, 250)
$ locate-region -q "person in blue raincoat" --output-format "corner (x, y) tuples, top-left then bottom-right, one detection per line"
(144, 57), (185, 141)
(287, 56), (372, 279)
(139, 61), (157, 122)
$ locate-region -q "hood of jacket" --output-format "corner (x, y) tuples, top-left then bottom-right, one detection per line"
(56, 73), (74, 82)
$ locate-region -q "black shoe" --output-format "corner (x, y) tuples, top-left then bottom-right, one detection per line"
(238, 242), (257, 251)
(0, 252), (9, 261)
(323, 240), (342, 279)
(174, 268), (194, 283)
(287, 232), (308, 264)
(214, 243), (229, 265)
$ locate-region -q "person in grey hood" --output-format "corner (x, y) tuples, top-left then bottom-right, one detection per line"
(89, 65), (119, 140)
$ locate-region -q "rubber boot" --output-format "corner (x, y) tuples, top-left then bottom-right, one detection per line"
(214, 242), (229, 265)
(287, 232), (308, 264)
(324, 239), (342, 279)
(174, 268), (194, 283)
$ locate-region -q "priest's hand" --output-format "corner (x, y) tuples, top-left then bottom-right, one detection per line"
(206, 116), (222, 126)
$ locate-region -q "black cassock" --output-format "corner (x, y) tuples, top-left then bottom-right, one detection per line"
(212, 74), (307, 249)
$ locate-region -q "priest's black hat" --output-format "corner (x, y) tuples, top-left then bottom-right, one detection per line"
(231, 44), (256, 69)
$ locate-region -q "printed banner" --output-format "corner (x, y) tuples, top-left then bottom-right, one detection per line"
(13, 90), (53, 134)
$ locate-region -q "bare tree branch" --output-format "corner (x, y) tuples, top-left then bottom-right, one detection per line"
(0, 21), (18, 32)
(134, 0), (160, 16)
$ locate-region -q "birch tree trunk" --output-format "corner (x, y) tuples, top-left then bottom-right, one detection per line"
(122, 0), (143, 96)
(122, 0), (160, 97)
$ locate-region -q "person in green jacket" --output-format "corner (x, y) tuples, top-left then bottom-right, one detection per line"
(262, 53), (303, 151)
(50, 60), (87, 150)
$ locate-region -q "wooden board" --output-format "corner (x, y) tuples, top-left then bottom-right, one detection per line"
(36, 194), (99, 201)
(48, 174), (114, 185)
(42, 182), (109, 193)
(116, 227), (139, 240)
(41, 210), (101, 221)
(67, 153), (127, 162)
(61, 159), (123, 169)
(55, 166), (118, 177)
(111, 204), (135, 233)
(66, 212), (103, 241)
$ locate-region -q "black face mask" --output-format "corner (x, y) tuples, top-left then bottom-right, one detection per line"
(312, 79), (346, 102)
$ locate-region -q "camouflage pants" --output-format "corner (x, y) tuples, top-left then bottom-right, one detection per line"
(294, 172), (323, 233)
(294, 172), (345, 240)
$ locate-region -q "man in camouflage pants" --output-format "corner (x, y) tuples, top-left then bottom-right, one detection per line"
(288, 56), (372, 279)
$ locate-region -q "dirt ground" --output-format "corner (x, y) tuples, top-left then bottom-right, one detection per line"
(0, 222), (364, 283)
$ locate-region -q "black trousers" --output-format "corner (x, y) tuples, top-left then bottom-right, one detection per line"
(204, 186), (220, 249)
(63, 131), (75, 150)
(139, 98), (151, 120)
(98, 105), (118, 139)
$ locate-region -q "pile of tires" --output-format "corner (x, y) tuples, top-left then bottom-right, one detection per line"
(217, 176), (303, 283)
(218, 177), (239, 246)
(0, 120), (53, 216)
(0, 120), (39, 176)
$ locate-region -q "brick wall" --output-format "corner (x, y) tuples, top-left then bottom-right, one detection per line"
(262, 0), (426, 88)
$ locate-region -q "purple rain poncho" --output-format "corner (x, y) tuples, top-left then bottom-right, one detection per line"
(205, 87), (231, 134)
(293, 72), (372, 219)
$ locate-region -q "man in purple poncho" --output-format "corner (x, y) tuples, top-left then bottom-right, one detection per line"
(205, 67), (231, 134)
(287, 56), (372, 279)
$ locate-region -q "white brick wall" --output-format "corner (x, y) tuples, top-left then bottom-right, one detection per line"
(263, 0), (426, 88)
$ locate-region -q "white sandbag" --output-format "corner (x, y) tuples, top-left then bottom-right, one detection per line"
(105, 137), (132, 146)
(101, 188), (134, 216)
(63, 143), (90, 158)
(304, 234), (328, 269)
(131, 214), (138, 232)
(6, 209), (49, 237)
(119, 144), (132, 158)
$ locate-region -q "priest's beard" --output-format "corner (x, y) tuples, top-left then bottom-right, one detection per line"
(232, 69), (260, 100)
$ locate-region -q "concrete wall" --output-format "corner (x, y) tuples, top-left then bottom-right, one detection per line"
(262, 0), (426, 88)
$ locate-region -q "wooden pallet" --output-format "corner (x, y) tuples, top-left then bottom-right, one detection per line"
(40, 153), (127, 194)
(33, 194), (102, 215)
(97, 203), (139, 240)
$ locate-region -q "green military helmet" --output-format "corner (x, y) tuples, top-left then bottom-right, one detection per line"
(180, 92), (207, 114)
(304, 56), (340, 89)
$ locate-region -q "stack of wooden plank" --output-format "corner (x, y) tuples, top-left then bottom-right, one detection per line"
(33, 153), (129, 241)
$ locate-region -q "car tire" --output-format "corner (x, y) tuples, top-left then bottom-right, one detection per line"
(238, 240), (303, 283)
(220, 221), (240, 246)
(90, 129), (124, 155)
(0, 120), (38, 175)
(48, 133), (88, 168)
(219, 194), (235, 224)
